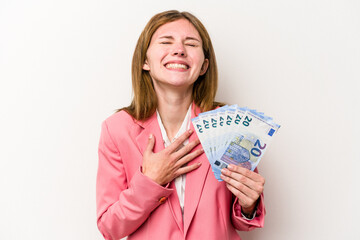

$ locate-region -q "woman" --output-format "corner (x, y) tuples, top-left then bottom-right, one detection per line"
(96, 10), (265, 240)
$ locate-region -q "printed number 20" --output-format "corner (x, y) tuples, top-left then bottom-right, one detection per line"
(242, 116), (252, 127)
(250, 139), (267, 157)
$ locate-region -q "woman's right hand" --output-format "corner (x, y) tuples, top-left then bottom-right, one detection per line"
(142, 129), (203, 186)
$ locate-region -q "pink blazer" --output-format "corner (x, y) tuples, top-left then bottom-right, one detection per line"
(96, 103), (265, 240)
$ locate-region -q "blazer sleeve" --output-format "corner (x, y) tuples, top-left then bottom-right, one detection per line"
(231, 193), (265, 231)
(230, 167), (266, 231)
(96, 120), (173, 240)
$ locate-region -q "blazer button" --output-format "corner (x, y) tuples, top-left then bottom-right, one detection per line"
(159, 196), (167, 204)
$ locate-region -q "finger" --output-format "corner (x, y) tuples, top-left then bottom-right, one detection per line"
(173, 138), (200, 159)
(227, 164), (265, 184)
(144, 134), (155, 155)
(175, 162), (201, 177)
(225, 183), (254, 209)
(175, 148), (204, 167)
(221, 168), (264, 194)
(166, 129), (194, 153)
(220, 173), (259, 200)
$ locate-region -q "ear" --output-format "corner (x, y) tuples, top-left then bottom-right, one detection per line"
(199, 59), (209, 76)
(143, 59), (150, 71)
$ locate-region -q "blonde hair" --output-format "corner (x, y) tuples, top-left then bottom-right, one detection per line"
(120, 10), (222, 120)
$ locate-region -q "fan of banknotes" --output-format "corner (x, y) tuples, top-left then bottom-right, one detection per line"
(191, 105), (280, 181)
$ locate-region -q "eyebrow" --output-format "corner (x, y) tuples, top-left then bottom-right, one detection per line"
(158, 35), (200, 42)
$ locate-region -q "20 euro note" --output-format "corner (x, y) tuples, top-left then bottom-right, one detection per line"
(192, 106), (231, 179)
(192, 105), (280, 181)
(215, 110), (280, 173)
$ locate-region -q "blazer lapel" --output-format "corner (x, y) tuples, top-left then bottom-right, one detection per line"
(183, 103), (211, 236)
(135, 113), (164, 155)
(167, 180), (184, 234)
(135, 112), (184, 233)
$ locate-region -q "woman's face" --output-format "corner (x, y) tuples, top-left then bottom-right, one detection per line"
(143, 19), (209, 91)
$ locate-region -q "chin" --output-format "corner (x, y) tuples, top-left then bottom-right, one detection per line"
(152, 76), (196, 90)
(168, 81), (195, 89)
(166, 77), (196, 86)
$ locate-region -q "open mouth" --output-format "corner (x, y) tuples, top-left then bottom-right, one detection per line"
(164, 63), (189, 70)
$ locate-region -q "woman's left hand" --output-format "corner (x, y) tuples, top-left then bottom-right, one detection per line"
(220, 164), (265, 215)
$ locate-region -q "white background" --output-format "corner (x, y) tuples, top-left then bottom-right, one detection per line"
(1, 0), (359, 239)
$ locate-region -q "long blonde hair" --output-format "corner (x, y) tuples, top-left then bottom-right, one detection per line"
(120, 10), (222, 120)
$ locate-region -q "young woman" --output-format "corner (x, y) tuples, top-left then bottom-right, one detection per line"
(96, 10), (265, 240)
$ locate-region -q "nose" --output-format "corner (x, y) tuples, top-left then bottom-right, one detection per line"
(171, 43), (186, 57)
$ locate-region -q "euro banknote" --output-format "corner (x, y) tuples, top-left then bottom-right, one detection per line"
(192, 105), (280, 181)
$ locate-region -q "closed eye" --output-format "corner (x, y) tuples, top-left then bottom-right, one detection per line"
(185, 41), (199, 47)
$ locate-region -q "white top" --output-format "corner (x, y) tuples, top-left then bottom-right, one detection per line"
(156, 105), (192, 217)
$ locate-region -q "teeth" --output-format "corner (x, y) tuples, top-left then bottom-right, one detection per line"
(165, 63), (188, 69)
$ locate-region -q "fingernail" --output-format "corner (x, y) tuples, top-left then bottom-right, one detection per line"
(228, 164), (234, 170)
(149, 134), (153, 139)
(197, 162), (202, 166)
(189, 129), (193, 134)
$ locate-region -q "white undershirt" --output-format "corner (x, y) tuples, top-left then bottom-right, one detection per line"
(156, 105), (192, 217)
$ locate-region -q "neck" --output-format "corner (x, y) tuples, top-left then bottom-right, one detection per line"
(156, 86), (193, 141)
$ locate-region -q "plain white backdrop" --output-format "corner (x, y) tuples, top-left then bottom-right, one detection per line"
(1, 0), (359, 239)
